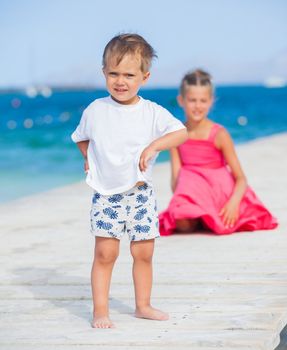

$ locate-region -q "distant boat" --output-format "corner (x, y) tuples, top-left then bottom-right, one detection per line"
(263, 77), (286, 88)
(40, 86), (52, 98)
(25, 85), (52, 98)
(25, 85), (38, 98)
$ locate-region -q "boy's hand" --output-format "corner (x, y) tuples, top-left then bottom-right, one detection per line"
(139, 146), (157, 172)
(219, 199), (239, 229)
(84, 159), (89, 173)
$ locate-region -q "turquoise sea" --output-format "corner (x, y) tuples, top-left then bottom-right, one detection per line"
(1, 86), (287, 203)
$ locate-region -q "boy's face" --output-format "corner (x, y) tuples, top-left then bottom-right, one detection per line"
(103, 54), (150, 105)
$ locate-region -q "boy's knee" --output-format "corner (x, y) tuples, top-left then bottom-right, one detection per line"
(131, 249), (153, 263)
(96, 248), (118, 264)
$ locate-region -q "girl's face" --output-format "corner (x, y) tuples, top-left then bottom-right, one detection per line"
(177, 86), (213, 123)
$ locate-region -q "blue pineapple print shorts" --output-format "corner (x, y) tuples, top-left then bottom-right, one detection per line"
(90, 183), (160, 241)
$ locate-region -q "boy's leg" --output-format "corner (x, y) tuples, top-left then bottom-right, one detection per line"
(130, 239), (169, 321)
(91, 236), (120, 328)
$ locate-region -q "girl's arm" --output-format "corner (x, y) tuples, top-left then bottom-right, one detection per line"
(170, 147), (182, 192)
(215, 129), (247, 228)
(76, 140), (90, 172)
(139, 128), (188, 171)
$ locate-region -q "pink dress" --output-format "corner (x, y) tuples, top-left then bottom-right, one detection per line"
(159, 124), (278, 235)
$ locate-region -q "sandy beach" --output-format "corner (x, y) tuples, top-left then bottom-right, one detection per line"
(1, 132), (287, 349)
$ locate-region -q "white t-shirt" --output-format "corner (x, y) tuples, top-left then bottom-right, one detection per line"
(71, 96), (185, 195)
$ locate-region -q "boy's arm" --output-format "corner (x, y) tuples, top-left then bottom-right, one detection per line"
(151, 128), (188, 151)
(139, 128), (187, 171)
(76, 140), (90, 172)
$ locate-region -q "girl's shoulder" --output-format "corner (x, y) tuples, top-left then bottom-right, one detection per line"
(213, 124), (235, 150)
(207, 123), (225, 142)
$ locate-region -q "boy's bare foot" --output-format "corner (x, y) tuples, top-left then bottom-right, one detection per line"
(91, 315), (115, 329)
(135, 306), (169, 321)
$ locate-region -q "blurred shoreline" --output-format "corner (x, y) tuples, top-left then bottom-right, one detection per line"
(0, 83), (284, 94)
(1, 131), (287, 206)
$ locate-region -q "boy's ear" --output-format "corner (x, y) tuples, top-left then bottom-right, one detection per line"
(142, 71), (150, 85)
(177, 94), (184, 107)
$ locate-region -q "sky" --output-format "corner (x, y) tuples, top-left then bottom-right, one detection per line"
(0, 0), (287, 88)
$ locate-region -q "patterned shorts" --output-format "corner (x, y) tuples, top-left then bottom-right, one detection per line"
(90, 183), (160, 241)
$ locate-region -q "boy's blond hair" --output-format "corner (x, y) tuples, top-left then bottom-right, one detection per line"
(102, 34), (157, 73)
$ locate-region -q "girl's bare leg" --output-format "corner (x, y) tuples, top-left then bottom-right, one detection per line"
(175, 218), (200, 233)
(91, 237), (120, 328)
(130, 239), (169, 321)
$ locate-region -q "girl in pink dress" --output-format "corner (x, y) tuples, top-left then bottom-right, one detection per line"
(159, 69), (278, 235)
